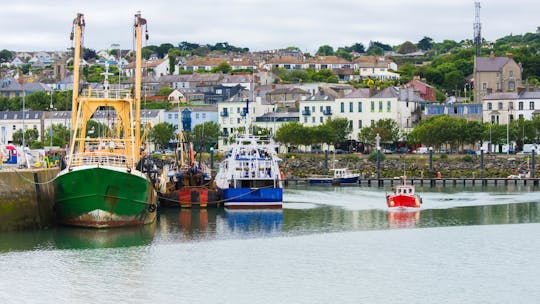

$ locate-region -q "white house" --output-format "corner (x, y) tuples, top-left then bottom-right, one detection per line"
(0, 111), (43, 145)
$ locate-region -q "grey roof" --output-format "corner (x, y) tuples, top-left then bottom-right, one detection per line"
(259, 111), (298, 118)
(399, 87), (426, 102)
(483, 92), (519, 100)
(519, 91), (540, 99)
(0, 110), (43, 120)
(372, 87), (399, 98)
(475, 57), (511, 72)
(170, 106), (217, 112)
(158, 75), (193, 83)
(344, 88), (370, 98)
(0, 77), (23, 91)
(23, 82), (51, 93)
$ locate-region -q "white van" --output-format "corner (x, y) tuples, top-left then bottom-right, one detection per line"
(414, 147), (429, 154)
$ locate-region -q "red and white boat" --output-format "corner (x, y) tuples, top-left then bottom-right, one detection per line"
(386, 184), (422, 209)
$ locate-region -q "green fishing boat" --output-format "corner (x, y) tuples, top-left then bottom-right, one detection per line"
(54, 13), (157, 228)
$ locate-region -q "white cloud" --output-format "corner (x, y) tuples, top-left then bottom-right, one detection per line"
(0, 0), (537, 52)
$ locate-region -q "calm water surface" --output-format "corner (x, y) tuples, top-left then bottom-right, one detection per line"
(1, 185), (539, 303)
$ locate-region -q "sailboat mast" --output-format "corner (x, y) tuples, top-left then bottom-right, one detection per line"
(70, 13), (84, 137)
(134, 12), (146, 161)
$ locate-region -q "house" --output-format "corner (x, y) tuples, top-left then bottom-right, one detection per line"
(124, 55), (171, 78)
(482, 90), (540, 124)
(0, 111), (43, 144)
(165, 106), (218, 132)
(405, 77), (437, 102)
(167, 89), (187, 104)
(0, 77), (23, 98)
(474, 52), (522, 103)
(9, 57), (25, 68)
(353, 56), (399, 80)
(204, 84), (246, 105)
(304, 56), (352, 71)
(262, 56), (303, 71)
(265, 86), (310, 103)
(182, 56), (228, 71)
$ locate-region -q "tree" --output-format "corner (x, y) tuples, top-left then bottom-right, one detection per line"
(358, 119), (400, 144)
(191, 121), (220, 152)
(335, 48), (352, 61)
(398, 41), (418, 54)
(150, 122), (177, 149)
(168, 54), (176, 75)
(85, 120), (110, 139)
(156, 43), (174, 58)
(212, 61), (232, 74)
(0, 49), (13, 63)
(44, 124), (70, 148)
(324, 118), (351, 145)
(316, 45), (334, 56)
(366, 46), (384, 56)
(82, 48), (97, 61)
(417, 36), (434, 51)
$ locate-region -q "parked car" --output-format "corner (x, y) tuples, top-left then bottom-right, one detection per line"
(334, 148), (348, 154)
(414, 147), (429, 154)
(395, 147), (409, 154)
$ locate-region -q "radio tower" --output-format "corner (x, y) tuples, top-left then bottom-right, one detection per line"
(473, 2), (482, 57)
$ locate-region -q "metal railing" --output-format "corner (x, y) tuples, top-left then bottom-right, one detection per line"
(67, 152), (132, 168)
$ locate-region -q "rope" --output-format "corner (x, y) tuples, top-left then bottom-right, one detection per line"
(7, 168), (59, 185)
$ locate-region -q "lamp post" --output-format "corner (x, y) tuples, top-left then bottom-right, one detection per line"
(429, 147), (433, 171)
(49, 91), (54, 148)
(376, 146), (381, 186)
(532, 148), (536, 178)
(111, 43), (121, 94)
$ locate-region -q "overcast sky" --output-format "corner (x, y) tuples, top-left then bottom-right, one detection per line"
(1, 0), (538, 53)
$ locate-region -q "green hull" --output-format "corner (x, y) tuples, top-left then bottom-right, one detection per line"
(54, 166), (157, 228)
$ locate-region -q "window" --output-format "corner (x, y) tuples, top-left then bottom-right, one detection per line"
(340, 102), (345, 113)
(379, 101), (383, 112)
(509, 70), (514, 77)
(496, 72), (500, 78)
(320, 106), (323, 112)
(312, 106), (316, 112)
(487, 103), (492, 110)
(202, 113), (206, 119)
(518, 102), (523, 110)
(498, 102), (503, 110)
(33, 125), (37, 129)
(195, 113), (200, 119)
(358, 102), (362, 112)
(530, 102), (535, 110)
(12, 125), (16, 130)
(237, 107), (240, 113)
(320, 117), (323, 123)
(237, 118), (241, 124)
(387, 101), (391, 112)
(482, 83), (487, 90)
(519, 114), (524, 120)
(168, 113), (172, 119)
(312, 117), (315, 123)
(371, 101), (375, 112)
(370, 120), (375, 127)
(509, 114), (514, 123)
(509, 102), (514, 110)
(304, 117), (308, 123)
(358, 120), (362, 129)
(174, 114), (178, 119)
(349, 102), (353, 112)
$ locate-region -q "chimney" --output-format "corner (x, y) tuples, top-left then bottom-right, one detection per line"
(489, 51), (495, 60)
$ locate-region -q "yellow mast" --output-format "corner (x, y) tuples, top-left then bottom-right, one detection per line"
(70, 13), (84, 137)
(134, 12), (146, 162)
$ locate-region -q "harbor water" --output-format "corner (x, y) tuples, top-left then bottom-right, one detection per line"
(1, 185), (539, 303)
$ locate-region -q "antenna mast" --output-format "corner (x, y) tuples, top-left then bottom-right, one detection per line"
(474, 2), (482, 57)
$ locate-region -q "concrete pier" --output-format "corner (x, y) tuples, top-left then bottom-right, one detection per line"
(0, 167), (59, 231)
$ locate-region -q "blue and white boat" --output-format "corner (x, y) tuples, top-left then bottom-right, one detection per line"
(308, 168), (360, 185)
(215, 101), (283, 209)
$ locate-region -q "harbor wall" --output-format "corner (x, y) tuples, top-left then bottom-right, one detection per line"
(0, 168), (59, 231)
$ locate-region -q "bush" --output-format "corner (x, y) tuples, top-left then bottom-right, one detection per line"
(462, 155), (474, 162)
(367, 151), (386, 162)
(439, 153), (448, 160)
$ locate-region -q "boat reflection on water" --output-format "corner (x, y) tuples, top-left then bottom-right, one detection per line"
(224, 209), (283, 235)
(387, 210), (421, 229)
(53, 223), (156, 249)
(179, 209), (210, 236)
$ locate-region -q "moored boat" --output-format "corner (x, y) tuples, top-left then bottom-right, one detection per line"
(215, 101), (283, 209)
(386, 184), (422, 209)
(54, 13), (157, 228)
(308, 168), (359, 185)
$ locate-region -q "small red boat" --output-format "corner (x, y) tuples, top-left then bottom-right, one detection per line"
(386, 184), (422, 209)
